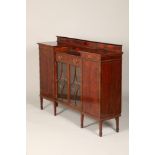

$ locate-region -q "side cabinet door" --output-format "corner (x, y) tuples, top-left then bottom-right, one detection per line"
(82, 60), (100, 118)
(39, 45), (54, 98)
(101, 59), (122, 116)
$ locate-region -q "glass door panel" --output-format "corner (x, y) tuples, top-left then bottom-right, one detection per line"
(70, 65), (81, 107)
(57, 62), (68, 102)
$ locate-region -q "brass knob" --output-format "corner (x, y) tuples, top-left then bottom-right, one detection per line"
(87, 55), (91, 59)
(58, 55), (62, 61)
(73, 58), (78, 65)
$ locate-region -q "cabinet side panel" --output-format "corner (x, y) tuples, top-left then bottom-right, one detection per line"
(82, 60), (100, 118)
(39, 45), (54, 98)
(101, 59), (122, 118)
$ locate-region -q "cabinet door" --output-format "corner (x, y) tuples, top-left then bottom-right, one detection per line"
(82, 60), (100, 118)
(56, 53), (82, 109)
(101, 60), (122, 116)
(70, 65), (81, 108)
(57, 62), (68, 102)
(39, 45), (54, 98)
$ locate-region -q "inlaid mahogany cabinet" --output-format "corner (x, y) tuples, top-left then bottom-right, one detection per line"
(38, 36), (123, 137)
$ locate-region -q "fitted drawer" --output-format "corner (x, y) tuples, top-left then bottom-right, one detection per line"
(81, 52), (101, 61)
(56, 53), (81, 66)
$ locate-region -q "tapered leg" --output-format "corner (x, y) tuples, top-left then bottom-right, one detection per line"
(81, 114), (84, 128)
(54, 101), (57, 116)
(99, 120), (103, 137)
(115, 117), (119, 132)
(40, 96), (43, 110)
(56, 102), (58, 107)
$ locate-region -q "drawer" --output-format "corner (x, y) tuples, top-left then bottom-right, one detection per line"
(56, 53), (81, 66)
(54, 47), (69, 52)
(81, 52), (101, 61)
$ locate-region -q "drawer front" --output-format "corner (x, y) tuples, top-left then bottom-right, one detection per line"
(54, 47), (69, 52)
(81, 52), (101, 61)
(56, 53), (81, 66)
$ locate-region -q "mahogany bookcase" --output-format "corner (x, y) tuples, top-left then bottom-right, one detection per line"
(38, 36), (123, 137)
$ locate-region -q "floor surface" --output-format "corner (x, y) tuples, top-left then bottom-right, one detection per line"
(27, 97), (128, 155)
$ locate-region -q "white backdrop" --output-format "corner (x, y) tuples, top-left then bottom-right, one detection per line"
(26, 0), (129, 103)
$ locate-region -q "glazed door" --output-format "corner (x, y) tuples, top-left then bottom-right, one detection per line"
(56, 54), (81, 110)
(57, 62), (68, 102)
(70, 65), (81, 108)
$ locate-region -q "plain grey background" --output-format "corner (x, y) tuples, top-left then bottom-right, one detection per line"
(26, 0), (129, 103)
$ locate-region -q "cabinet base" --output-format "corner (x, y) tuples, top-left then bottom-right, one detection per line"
(39, 96), (120, 137)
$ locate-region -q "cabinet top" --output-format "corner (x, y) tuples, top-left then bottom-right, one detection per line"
(38, 36), (123, 59)
(38, 41), (58, 47)
(39, 36), (122, 50)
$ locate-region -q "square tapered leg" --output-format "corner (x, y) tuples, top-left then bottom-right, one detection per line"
(81, 114), (84, 128)
(40, 96), (43, 110)
(115, 117), (119, 132)
(99, 120), (103, 137)
(54, 101), (57, 116)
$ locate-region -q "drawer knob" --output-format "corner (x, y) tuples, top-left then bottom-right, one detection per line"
(87, 55), (91, 59)
(73, 58), (78, 65)
(58, 55), (62, 61)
